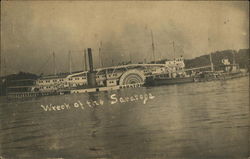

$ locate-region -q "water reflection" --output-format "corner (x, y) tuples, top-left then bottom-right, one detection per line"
(0, 77), (249, 159)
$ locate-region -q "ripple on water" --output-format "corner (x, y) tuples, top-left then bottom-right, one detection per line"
(0, 77), (249, 159)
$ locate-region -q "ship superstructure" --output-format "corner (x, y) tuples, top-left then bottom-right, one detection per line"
(6, 56), (183, 98)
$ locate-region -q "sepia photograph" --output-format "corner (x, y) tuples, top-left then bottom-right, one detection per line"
(0, 1), (249, 159)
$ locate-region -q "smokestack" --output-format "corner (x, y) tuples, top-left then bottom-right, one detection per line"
(86, 48), (96, 87)
(88, 48), (94, 72)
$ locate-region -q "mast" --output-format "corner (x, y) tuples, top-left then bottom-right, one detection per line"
(150, 29), (156, 64)
(82, 50), (85, 71)
(232, 50), (236, 65)
(0, 50), (6, 77)
(208, 38), (214, 72)
(52, 52), (56, 75)
(0, 49), (1, 77)
(3, 55), (7, 95)
(99, 41), (103, 68)
(84, 49), (88, 71)
(3, 55), (6, 77)
(68, 50), (72, 74)
(209, 53), (214, 72)
(172, 41), (176, 59)
(129, 53), (132, 63)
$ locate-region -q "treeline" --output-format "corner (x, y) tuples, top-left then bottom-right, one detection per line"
(184, 49), (249, 69)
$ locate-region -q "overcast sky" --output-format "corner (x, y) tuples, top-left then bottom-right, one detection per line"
(1, 1), (249, 75)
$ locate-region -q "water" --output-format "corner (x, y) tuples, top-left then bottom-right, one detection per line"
(0, 77), (249, 159)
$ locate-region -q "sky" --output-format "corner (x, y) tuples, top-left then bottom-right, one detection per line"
(1, 1), (249, 75)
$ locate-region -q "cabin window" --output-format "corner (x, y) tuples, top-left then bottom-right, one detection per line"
(46, 80), (50, 83)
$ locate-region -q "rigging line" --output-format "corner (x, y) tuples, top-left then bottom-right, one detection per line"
(37, 55), (51, 74)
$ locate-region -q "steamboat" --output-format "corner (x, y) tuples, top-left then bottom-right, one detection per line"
(5, 48), (173, 99)
(144, 57), (195, 86)
(4, 48), (249, 99)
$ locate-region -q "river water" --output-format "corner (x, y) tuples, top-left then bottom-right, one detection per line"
(0, 77), (249, 159)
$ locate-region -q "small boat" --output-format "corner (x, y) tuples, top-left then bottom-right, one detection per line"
(144, 74), (194, 86)
(193, 71), (222, 82)
(193, 60), (249, 82)
(220, 71), (249, 80)
(218, 58), (249, 80)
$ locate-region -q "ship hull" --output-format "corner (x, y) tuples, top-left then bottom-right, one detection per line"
(220, 72), (249, 80)
(194, 71), (249, 82)
(144, 76), (194, 86)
